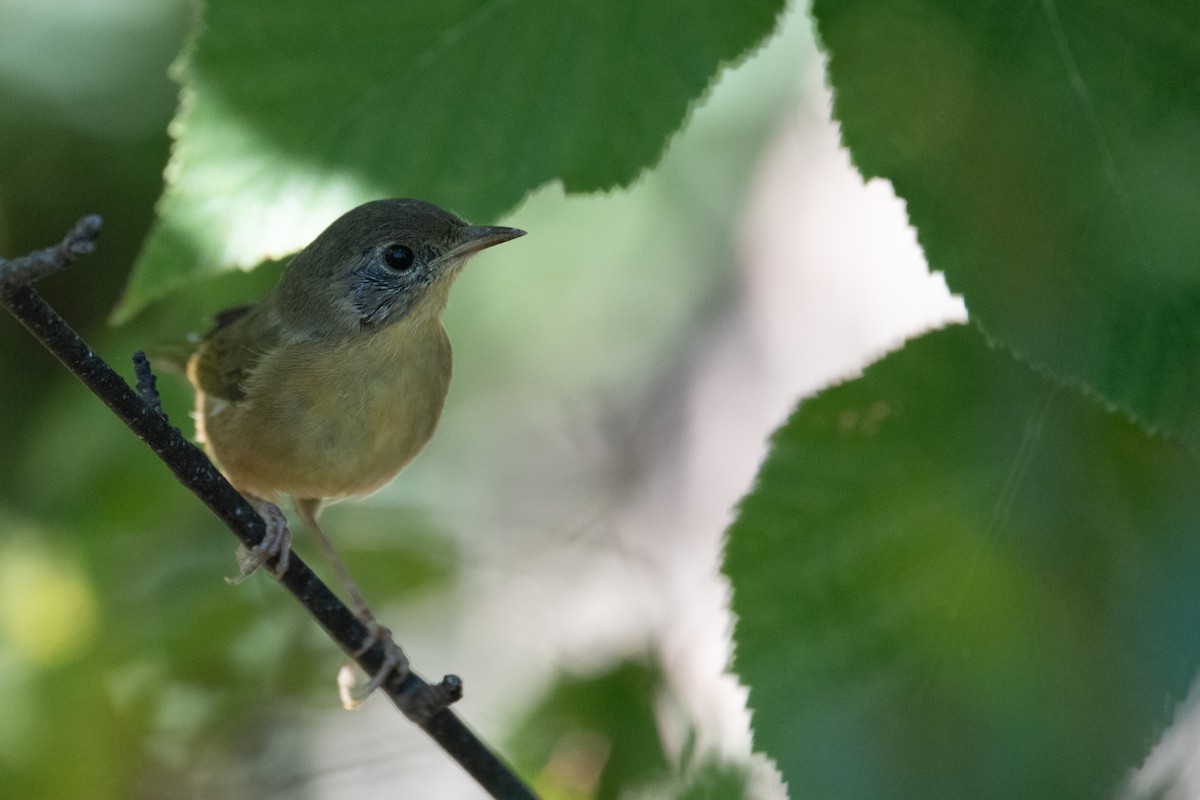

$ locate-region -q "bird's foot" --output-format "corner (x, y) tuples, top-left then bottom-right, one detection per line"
(338, 620), (410, 710)
(226, 501), (292, 583)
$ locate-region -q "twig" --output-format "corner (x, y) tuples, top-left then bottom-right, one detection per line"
(132, 351), (165, 419)
(0, 214), (102, 285)
(0, 217), (538, 800)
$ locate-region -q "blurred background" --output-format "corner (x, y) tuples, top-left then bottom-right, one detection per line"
(0, 1), (968, 797)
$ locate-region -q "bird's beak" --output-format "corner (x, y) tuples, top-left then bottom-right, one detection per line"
(445, 225), (526, 260)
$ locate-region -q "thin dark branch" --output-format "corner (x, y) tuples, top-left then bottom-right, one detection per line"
(0, 213), (102, 286)
(0, 217), (538, 800)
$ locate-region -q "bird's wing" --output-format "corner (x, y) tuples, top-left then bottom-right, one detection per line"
(188, 303), (279, 403)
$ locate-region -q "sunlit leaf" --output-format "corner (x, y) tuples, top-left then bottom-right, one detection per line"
(116, 0), (785, 321)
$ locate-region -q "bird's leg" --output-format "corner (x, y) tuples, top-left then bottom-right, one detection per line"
(336, 624), (410, 710)
(294, 498), (409, 709)
(226, 498), (292, 583)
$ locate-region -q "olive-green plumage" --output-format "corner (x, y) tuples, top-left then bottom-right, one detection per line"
(188, 198), (523, 513)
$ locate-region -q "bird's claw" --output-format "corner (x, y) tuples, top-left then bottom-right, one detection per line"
(226, 502), (292, 583)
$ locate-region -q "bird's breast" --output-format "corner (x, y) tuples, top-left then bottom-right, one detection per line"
(205, 320), (453, 501)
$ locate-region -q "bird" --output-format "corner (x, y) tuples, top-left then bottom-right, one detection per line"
(186, 198), (524, 705)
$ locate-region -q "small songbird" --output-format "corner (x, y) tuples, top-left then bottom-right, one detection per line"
(186, 198), (524, 703)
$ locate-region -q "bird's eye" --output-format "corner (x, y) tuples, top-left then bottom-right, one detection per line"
(383, 243), (415, 271)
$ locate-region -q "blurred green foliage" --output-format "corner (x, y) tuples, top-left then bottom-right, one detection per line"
(9, 0), (1194, 798)
(511, 659), (671, 800)
(1, 0), (796, 797)
(508, 657), (753, 799)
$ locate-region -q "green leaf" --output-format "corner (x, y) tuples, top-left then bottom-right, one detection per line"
(675, 760), (753, 800)
(510, 659), (671, 800)
(726, 325), (1200, 800)
(812, 0), (1200, 446)
(115, 0), (786, 321)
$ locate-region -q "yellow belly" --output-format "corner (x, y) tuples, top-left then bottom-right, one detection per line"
(199, 320), (452, 502)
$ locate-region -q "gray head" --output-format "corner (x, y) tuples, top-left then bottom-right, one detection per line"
(273, 198), (524, 339)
